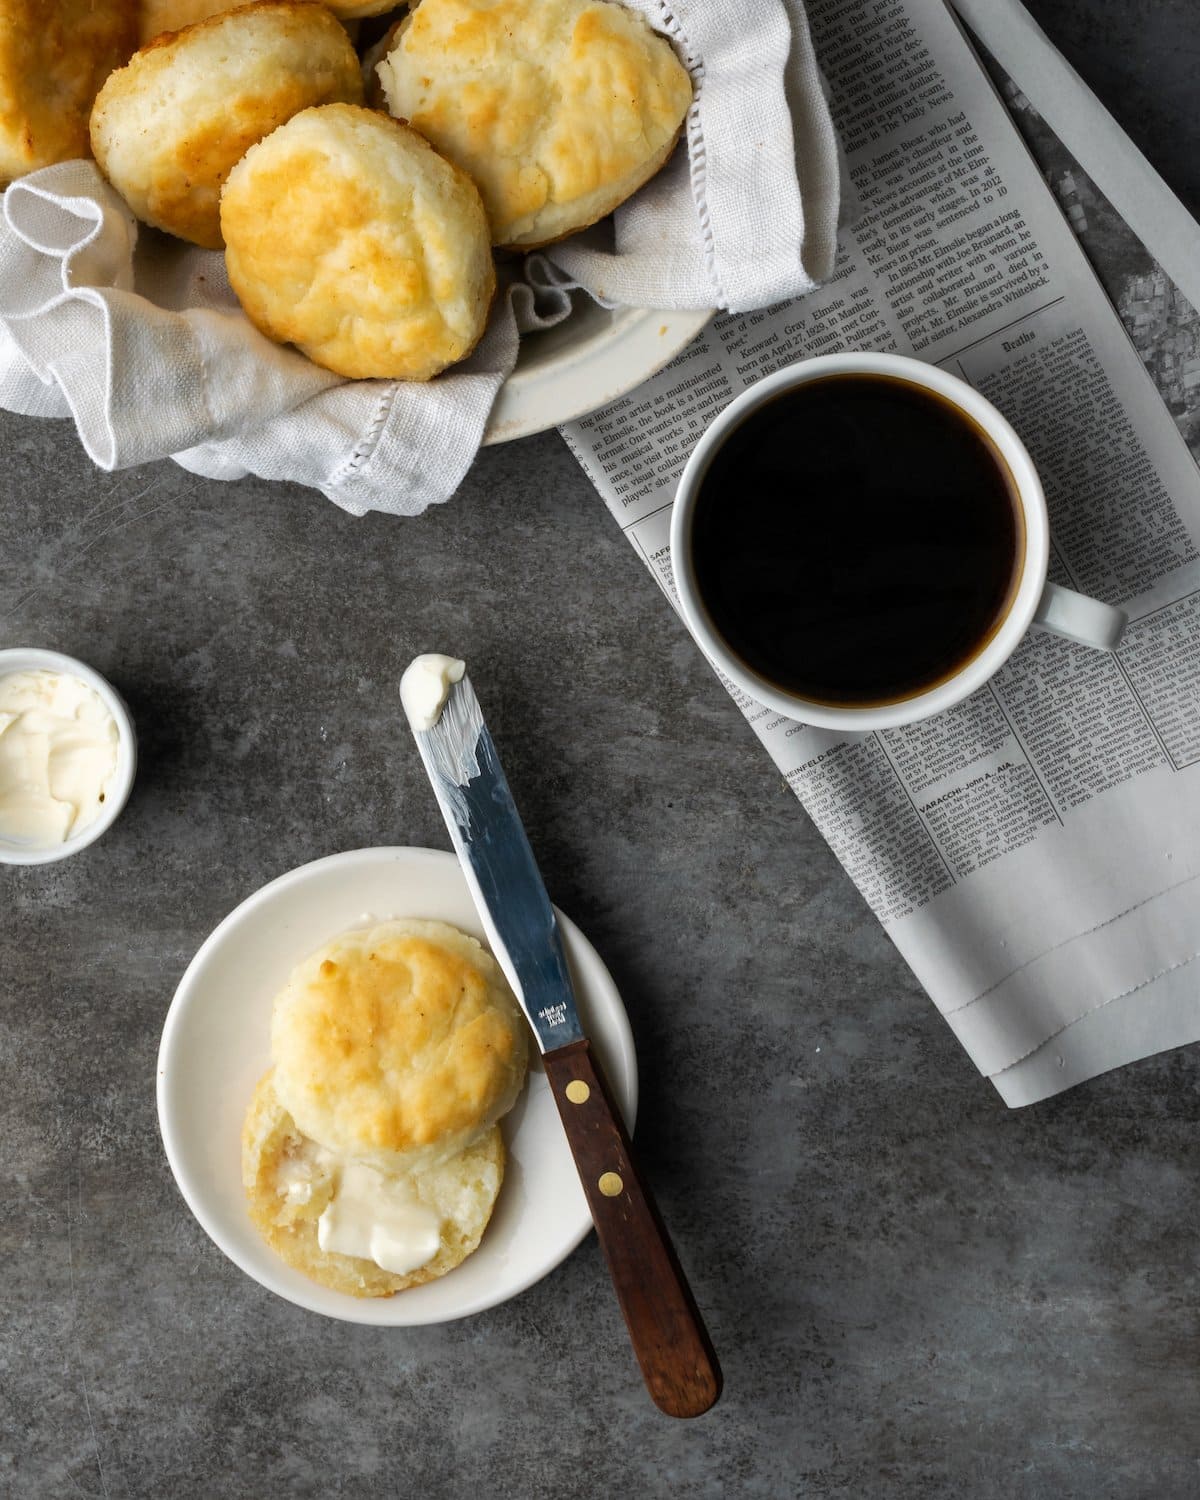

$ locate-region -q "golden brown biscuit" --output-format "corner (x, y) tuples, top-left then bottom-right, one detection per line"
(138, 0), (368, 45)
(138, 0), (256, 45)
(375, 0), (692, 248)
(221, 104), (496, 381)
(0, 0), (135, 188)
(243, 1071), (506, 1298)
(90, 3), (363, 249)
(270, 918), (527, 1170)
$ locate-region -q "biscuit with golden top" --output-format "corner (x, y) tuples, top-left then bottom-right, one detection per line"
(0, 0), (135, 188)
(375, 0), (693, 248)
(138, 0), (261, 45)
(270, 918), (528, 1172)
(221, 104), (496, 380)
(90, 3), (363, 249)
(138, 0), (376, 46)
(243, 1070), (506, 1298)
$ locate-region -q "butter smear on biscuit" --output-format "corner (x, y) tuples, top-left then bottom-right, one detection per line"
(316, 1158), (442, 1276)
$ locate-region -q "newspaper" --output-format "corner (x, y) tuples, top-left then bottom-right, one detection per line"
(560, 0), (1200, 1107)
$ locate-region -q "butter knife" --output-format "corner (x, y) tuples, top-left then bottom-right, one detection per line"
(404, 660), (721, 1419)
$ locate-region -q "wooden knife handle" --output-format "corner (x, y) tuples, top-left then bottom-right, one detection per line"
(543, 1038), (722, 1418)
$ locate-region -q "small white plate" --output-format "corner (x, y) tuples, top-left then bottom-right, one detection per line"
(484, 301), (713, 444)
(157, 846), (638, 1326)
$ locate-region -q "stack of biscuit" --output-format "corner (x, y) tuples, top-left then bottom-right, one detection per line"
(243, 917), (529, 1297)
(0, 0), (692, 383)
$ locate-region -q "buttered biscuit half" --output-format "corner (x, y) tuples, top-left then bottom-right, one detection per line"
(91, 2), (363, 249)
(243, 1071), (507, 1298)
(269, 917), (528, 1172)
(375, 0), (693, 248)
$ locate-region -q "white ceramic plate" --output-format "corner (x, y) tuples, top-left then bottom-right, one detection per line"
(157, 846), (638, 1326)
(484, 300), (713, 444)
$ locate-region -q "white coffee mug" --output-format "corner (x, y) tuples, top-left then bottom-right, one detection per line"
(670, 351), (1126, 731)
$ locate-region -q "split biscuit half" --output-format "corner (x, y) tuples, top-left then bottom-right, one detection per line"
(243, 1071), (507, 1299)
(267, 916), (527, 1170)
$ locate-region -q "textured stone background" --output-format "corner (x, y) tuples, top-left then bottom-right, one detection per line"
(3, 3), (1199, 1496)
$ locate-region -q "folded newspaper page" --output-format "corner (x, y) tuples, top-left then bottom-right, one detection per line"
(561, 0), (1200, 1106)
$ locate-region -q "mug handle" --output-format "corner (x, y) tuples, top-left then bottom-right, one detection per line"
(1033, 581), (1127, 650)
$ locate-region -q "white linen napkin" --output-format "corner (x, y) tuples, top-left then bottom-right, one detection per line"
(0, 0), (839, 517)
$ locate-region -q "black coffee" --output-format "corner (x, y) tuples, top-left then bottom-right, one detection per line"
(690, 373), (1024, 707)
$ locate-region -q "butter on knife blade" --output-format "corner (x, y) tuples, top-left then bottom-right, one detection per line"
(402, 655), (584, 1054)
(399, 653), (466, 733)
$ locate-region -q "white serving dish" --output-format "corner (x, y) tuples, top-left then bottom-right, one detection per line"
(484, 300), (713, 443)
(0, 646), (137, 866)
(157, 846), (639, 1325)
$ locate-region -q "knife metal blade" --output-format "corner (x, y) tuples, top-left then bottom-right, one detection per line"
(408, 671), (584, 1054)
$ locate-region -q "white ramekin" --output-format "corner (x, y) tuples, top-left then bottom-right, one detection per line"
(0, 646), (137, 865)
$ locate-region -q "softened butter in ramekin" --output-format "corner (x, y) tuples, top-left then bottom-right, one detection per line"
(0, 670), (120, 845)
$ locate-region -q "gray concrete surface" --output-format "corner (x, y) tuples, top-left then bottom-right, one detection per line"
(3, 3), (1200, 1496)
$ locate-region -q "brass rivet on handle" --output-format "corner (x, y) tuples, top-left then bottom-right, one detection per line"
(565, 1080), (590, 1104)
(598, 1171), (623, 1197)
